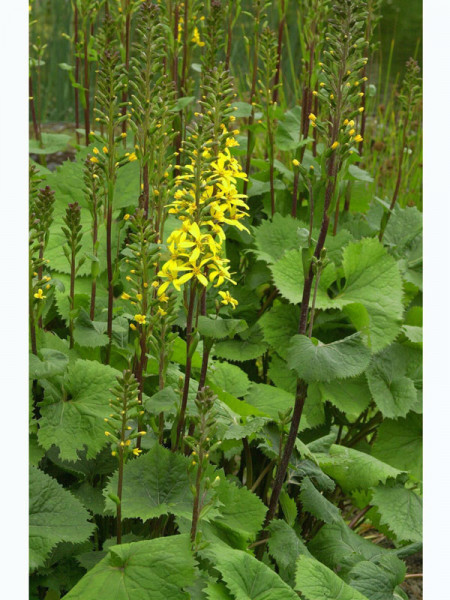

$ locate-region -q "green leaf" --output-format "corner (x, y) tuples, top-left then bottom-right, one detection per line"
(287, 333), (371, 383)
(299, 477), (341, 524)
(212, 545), (299, 600)
(252, 214), (306, 264)
(366, 345), (419, 419)
(231, 102), (253, 117)
(38, 360), (119, 461)
(317, 445), (404, 492)
(275, 107), (304, 151)
(259, 303), (299, 360)
(145, 386), (179, 415)
(330, 239), (404, 351)
(214, 478), (267, 541)
(345, 555), (406, 600)
(29, 466), (94, 572)
(209, 362), (250, 397)
(308, 520), (389, 568)
(73, 310), (109, 348)
(104, 444), (192, 520)
(267, 520), (312, 577)
(29, 133), (72, 155)
(173, 96), (196, 111)
(30, 349), (69, 380)
(244, 383), (294, 420)
(348, 165), (374, 183)
(372, 414), (422, 480)
(318, 376), (372, 420)
(197, 315), (248, 339)
(64, 535), (195, 599)
(295, 555), (370, 600)
(371, 483), (422, 543)
(213, 339), (268, 362)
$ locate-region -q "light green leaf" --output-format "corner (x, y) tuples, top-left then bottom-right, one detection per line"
(65, 535), (195, 599)
(73, 310), (109, 348)
(104, 444), (192, 520)
(317, 445), (403, 492)
(371, 484), (422, 543)
(245, 383), (294, 420)
(30, 349), (69, 380)
(259, 303), (299, 360)
(29, 133), (72, 155)
(267, 519), (312, 573)
(145, 387), (179, 415)
(348, 164), (374, 182)
(287, 333), (371, 383)
(372, 413), (422, 481)
(318, 376), (372, 420)
(29, 466), (94, 571)
(308, 520), (389, 568)
(213, 339), (268, 362)
(295, 555), (369, 600)
(209, 362), (250, 397)
(275, 107), (304, 151)
(299, 477), (341, 524)
(197, 315), (248, 339)
(346, 556), (406, 600)
(38, 360), (119, 461)
(252, 214), (306, 264)
(366, 345), (419, 419)
(231, 102), (253, 118)
(212, 545), (298, 600)
(214, 478), (267, 541)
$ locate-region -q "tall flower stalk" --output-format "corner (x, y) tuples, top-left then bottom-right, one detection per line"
(258, 0), (369, 548)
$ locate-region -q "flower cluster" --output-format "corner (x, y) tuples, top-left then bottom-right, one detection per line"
(157, 131), (248, 306)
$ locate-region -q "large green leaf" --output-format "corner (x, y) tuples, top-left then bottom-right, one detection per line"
(329, 239), (403, 351)
(38, 359), (119, 461)
(372, 413), (422, 481)
(318, 376), (372, 420)
(209, 362), (250, 398)
(214, 477), (267, 541)
(252, 214), (306, 264)
(64, 535), (195, 599)
(197, 316), (248, 340)
(317, 445), (403, 492)
(104, 444), (192, 520)
(295, 555), (369, 600)
(244, 383), (294, 420)
(345, 555), (406, 600)
(287, 333), (371, 383)
(212, 545), (298, 600)
(366, 344), (419, 419)
(371, 483), (422, 543)
(259, 303), (299, 360)
(299, 477), (341, 524)
(73, 310), (109, 348)
(29, 466), (94, 572)
(213, 339), (268, 362)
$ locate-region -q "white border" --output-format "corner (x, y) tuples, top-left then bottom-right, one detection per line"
(0, 1), (29, 597)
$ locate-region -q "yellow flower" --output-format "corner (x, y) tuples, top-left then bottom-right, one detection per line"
(93, 147), (99, 154)
(102, 146), (108, 153)
(191, 26), (205, 47)
(354, 134), (363, 143)
(157, 307), (167, 317)
(359, 107), (365, 113)
(134, 314), (146, 325)
(136, 293), (142, 301)
(349, 129), (355, 136)
(132, 448), (142, 456)
(218, 291), (238, 309)
(292, 159), (300, 167)
(121, 292), (131, 300)
(308, 113), (316, 122)
(34, 288), (46, 300)
(90, 156), (99, 164)
(124, 214), (130, 220)
(331, 141), (339, 150)
(130, 323), (137, 331)
(128, 152), (138, 162)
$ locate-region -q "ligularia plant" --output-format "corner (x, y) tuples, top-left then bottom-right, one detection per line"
(29, 1), (423, 598)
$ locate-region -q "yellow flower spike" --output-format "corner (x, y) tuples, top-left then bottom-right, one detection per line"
(292, 159), (300, 167)
(34, 289), (46, 300)
(331, 141), (339, 150)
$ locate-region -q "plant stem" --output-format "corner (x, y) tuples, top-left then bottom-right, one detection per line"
(29, 76), (41, 143)
(105, 201), (113, 363)
(251, 459), (276, 493)
(84, 21), (90, 145)
(243, 437), (253, 489)
(190, 446), (203, 543)
(272, 0), (286, 106)
(69, 240), (76, 349)
(174, 282), (197, 451)
(348, 505), (371, 529)
(74, 4), (80, 144)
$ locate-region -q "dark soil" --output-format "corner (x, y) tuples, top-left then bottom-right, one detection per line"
(402, 551), (423, 600)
